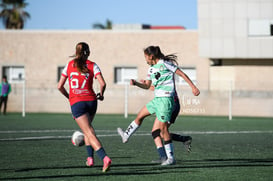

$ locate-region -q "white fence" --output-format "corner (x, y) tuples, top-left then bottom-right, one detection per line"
(4, 80), (273, 119)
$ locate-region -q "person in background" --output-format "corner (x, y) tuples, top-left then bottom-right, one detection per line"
(57, 42), (111, 172)
(0, 75), (11, 115)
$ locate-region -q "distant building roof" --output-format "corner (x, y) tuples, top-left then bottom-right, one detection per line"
(148, 26), (185, 30)
(112, 24), (185, 30)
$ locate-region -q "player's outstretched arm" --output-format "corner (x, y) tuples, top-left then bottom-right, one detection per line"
(175, 69), (200, 96)
(130, 79), (151, 90)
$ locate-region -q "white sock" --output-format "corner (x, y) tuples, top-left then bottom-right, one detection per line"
(164, 143), (174, 159)
(124, 120), (139, 139)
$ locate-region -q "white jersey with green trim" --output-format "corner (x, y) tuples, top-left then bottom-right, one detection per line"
(146, 59), (178, 97)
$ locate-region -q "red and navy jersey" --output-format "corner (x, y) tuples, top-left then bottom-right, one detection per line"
(62, 59), (101, 106)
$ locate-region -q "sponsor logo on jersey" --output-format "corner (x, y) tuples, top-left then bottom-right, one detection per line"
(72, 89), (90, 94)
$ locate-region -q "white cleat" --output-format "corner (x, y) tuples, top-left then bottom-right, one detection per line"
(161, 158), (176, 166)
(117, 127), (128, 143)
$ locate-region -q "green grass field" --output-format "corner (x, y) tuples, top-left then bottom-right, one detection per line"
(0, 113), (272, 181)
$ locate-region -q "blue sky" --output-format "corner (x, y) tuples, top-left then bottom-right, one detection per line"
(1, 0), (197, 30)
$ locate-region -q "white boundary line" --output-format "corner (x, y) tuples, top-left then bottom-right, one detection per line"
(0, 130), (273, 134)
(181, 130), (273, 134)
(0, 130), (272, 141)
(0, 130), (119, 134)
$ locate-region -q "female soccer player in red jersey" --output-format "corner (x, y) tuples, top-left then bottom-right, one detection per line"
(57, 42), (111, 172)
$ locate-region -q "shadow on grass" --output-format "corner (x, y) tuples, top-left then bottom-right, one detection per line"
(0, 163), (173, 180)
(0, 158), (272, 180)
(13, 163), (158, 172)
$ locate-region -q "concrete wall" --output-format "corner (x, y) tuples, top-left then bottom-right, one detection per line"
(0, 30), (272, 117)
(0, 30), (210, 114)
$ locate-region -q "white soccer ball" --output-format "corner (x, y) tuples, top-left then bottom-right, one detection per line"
(71, 131), (85, 147)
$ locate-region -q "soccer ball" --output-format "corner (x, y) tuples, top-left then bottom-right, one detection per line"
(71, 131), (85, 147)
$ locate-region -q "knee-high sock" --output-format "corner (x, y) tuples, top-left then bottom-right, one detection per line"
(86, 145), (94, 157)
(164, 141), (174, 159)
(124, 120), (139, 139)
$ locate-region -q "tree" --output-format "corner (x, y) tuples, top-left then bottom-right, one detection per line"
(0, 0), (30, 29)
(92, 19), (112, 30)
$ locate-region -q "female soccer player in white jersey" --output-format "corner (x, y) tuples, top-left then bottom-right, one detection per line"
(117, 46), (200, 165)
(140, 83), (194, 153)
(57, 42), (111, 172)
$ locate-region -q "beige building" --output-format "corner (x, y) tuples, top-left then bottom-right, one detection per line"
(0, 0), (272, 117)
(197, 0), (273, 117)
(0, 30), (211, 115)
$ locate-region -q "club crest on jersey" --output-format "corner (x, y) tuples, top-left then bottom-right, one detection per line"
(85, 73), (89, 79)
(159, 65), (164, 71)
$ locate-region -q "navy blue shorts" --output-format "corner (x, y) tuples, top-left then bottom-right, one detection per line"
(71, 100), (97, 118)
(169, 98), (180, 124)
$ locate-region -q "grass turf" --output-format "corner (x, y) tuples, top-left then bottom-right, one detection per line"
(0, 113), (272, 180)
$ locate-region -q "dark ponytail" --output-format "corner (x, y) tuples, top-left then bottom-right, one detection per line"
(144, 46), (178, 65)
(72, 42), (90, 73)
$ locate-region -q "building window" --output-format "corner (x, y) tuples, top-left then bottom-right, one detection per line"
(114, 67), (138, 84)
(175, 67), (196, 85)
(248, 19), (273, 36)
(2, 66), (25, 83)
(57, 66), (65, 82)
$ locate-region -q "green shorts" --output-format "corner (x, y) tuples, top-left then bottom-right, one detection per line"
(146, 97), (174, 123)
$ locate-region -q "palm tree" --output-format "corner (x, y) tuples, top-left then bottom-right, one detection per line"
(92, 19), (112, 29)
(0, 0), (30, 29)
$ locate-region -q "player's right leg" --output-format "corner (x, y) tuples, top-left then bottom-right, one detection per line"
(117, 105), (150, 143)
(151, 124), (167, 163)
(168, 99), (193, 152)
(84, 137), (94, 167)
(171, 133), (192, 152)
(85, 111), (96, 166)
(160, 122), (175, 166)
(153, 98), (175, 165)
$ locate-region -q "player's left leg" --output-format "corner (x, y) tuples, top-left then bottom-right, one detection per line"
(117, 105), (150, 143)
